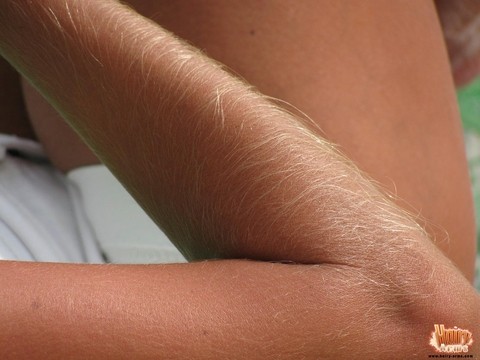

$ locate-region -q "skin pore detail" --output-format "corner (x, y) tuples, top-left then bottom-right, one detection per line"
(0, 259), (441, 360)
(0, 0), (477, 358)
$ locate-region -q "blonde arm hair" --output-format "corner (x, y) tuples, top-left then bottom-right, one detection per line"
(0, 0), (477, 358)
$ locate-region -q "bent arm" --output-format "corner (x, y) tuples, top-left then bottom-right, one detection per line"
(126, 0), (475, 280)
(0, 259), (476, 360)
(0, 260), (397, 359)
(0, 0), (440, 266)
(16, 0), (476, 280)
(0, 0), (478, 357)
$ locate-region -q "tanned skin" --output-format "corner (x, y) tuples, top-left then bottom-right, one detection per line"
(0, 1), (477, 358)
(22, 0), (476, 281)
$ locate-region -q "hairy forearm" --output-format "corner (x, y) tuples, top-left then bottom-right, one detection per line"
(0, 0), (478, 311)
(0, 259), (475, 360)
(3, 260), (351, 359)
(0, 0), (430, 265)
(0, 0), (478, 357)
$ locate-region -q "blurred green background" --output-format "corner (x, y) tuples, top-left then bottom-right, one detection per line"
(457, 77), (480, 289)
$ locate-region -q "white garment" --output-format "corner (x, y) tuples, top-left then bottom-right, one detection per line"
(0, 134), (184, 264)
(0, 134), (103, 263)
(67, 165), (185, 264)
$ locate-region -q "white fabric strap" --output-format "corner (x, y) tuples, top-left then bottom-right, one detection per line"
(67, 165), (185, 264)
(0, 134), (103, 263)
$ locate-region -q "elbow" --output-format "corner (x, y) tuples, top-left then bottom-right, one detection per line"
(382, 254), (480, 357)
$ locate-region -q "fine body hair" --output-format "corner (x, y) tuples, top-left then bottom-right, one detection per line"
(2, 0), (444, 300)
(1, 2), (479, 358)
